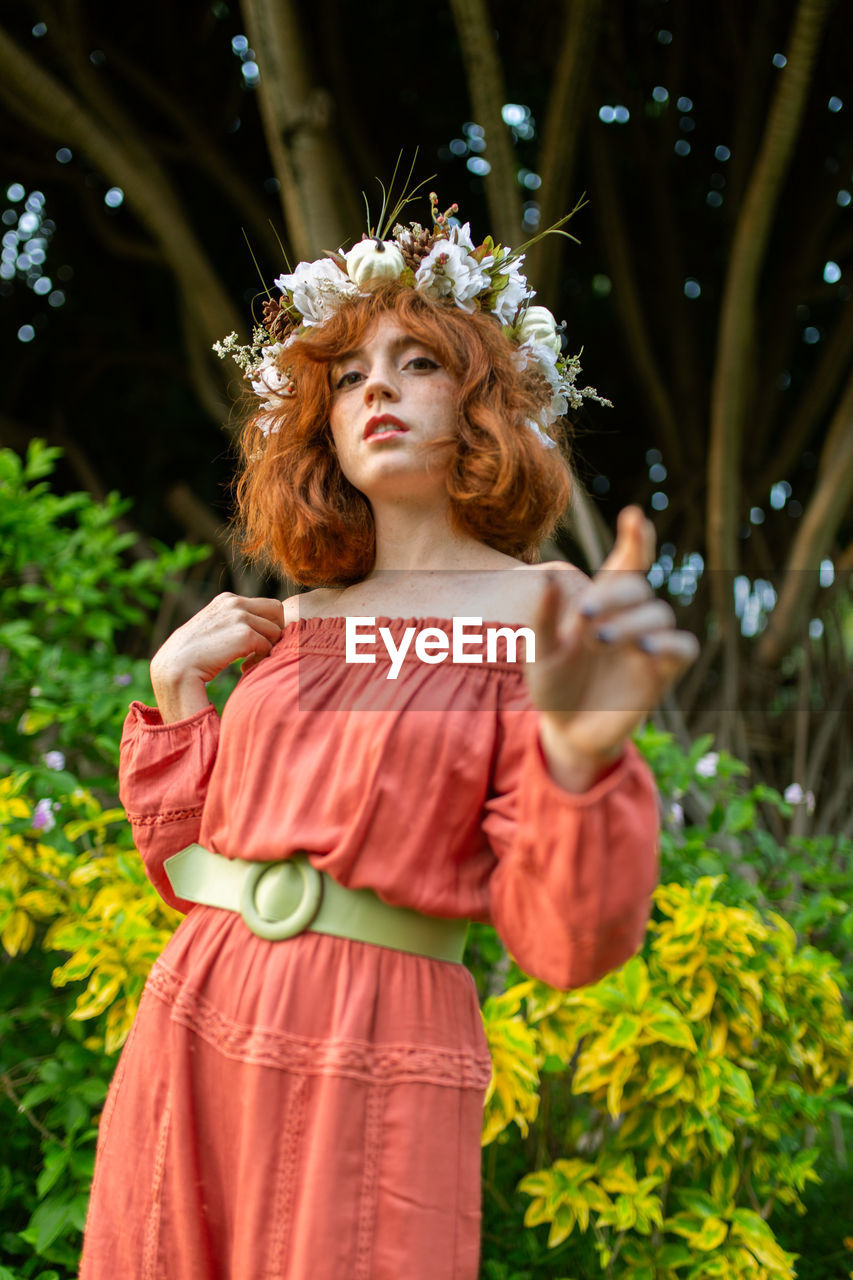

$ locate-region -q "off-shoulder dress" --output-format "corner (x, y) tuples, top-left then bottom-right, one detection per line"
(79, 615), (659, 1280)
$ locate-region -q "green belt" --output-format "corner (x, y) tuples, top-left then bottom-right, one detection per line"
(164, 844), (468, 964)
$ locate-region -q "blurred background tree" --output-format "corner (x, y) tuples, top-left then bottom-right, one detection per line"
(0, 0), (851, 823)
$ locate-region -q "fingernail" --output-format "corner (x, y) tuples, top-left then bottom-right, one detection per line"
(637, 636), (658, 654)
(581, 601), (601, 618)
(597, 626), (617, 643)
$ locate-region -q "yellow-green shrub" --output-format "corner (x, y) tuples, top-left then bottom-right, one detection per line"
(0, 774), (179, 1054)
(481, 876), (853, 1280)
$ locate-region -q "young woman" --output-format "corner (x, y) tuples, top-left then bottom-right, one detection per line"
(80, 215), (697, 1279)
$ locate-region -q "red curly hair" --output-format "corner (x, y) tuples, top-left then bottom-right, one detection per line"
(233, 281), (572, 585)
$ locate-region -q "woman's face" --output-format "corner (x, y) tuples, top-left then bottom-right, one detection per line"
(328, 314), (461, 504)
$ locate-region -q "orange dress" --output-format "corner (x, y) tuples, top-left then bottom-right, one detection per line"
(79, 615), (659, 1280)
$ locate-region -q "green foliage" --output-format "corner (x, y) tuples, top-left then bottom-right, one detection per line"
(2, 443), (852, 1278)
(0, 439), (208, 787)
(481, 877), (853, 1279)
(636, 724), (853, 987)
(0, 442), (211, 1276)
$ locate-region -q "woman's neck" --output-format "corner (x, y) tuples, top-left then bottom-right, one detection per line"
(369, 500), (516, 573)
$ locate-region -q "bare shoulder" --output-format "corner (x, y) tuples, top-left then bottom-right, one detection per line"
(520, 560), (590, 592)
(281, 587), (339, 626)
(487, 558), (589, 624)
(536, 559), (588, 578)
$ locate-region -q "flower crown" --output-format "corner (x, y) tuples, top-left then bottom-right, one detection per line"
(213, 191), (611, 446)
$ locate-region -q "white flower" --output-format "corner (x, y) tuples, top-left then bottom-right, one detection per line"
(250, 345), (293, 405)
(525, 417), (557, 449)
(515, 340), (569, 424)
(415, 241), (491, 311)
(346, 239), (406, 287)
(446, 222), (476, 251)
(695, 752), (720, 778)
(515, 339), (558, 378)
(517, 304), (562, 356)
(491, 252), (532, 324)
(668, 801), (685, 826)
(274, 257), (357, 326)
(255, 413), (280, 439)
(784, 783), (816, 813)
(43, 751), (65, 771)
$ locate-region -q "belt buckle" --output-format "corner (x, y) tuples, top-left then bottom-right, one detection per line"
(239, 854), (323, 941)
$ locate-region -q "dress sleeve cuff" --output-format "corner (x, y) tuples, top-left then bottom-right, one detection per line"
(486, 710), (660, 990)
(531, 726), (635, 807)
(118, 700), (221, 818)
(124, 700), (219, 732)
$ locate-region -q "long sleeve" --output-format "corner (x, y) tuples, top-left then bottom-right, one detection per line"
(483, 707), (660, 991)
(118, 700), (221, 912)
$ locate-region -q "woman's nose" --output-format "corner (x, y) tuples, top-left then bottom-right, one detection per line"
(363, 363), (399, 402)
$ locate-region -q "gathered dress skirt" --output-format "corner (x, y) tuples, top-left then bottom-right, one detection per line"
(79, 903), (493, 1280)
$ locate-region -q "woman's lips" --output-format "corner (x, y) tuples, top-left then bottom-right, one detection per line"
(364, 414), (408, 440)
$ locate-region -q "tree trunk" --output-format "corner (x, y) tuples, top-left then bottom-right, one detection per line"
(525, 0), (602, 304)
(240, 0), (361, 260)
(706, 0), (831, 626)
(447, 0), (523, 246)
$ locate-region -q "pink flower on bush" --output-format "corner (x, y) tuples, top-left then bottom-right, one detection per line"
(32, 799), (56, 832)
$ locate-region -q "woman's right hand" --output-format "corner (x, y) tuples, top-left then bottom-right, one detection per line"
(149, 593), (285, 722)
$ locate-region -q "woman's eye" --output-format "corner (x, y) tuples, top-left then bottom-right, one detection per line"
(335, 369), (363, 389)
(405, 356), (439, 371)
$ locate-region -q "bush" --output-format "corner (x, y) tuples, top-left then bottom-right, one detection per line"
(480, 876), (853, 1280)
(0, 441), (210, 1276)
(2, 441), (851, 1278)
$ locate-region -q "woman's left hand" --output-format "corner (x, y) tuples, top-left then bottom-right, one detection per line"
(524, 506), (699, 789)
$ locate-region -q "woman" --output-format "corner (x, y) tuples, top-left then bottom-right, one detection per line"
(80, 208), (697, 1279)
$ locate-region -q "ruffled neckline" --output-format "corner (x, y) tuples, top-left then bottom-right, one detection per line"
(282, 613), (498, 633)
(274, 613), (529, 671)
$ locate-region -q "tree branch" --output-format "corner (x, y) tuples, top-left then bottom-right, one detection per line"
(706, 0), (831, 627)
(106, 47), (282, 267)
(0, 25), (243, 363)
(757, 368), (853, 666)
(589, 141), (684, 467)
(446, 0), (523, 245)
(525, 0), (602, 304)
(240, 0), (360, 261)
(755, 300), (853, 496)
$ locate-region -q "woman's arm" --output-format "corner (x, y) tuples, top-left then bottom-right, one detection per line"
(483, 707), (660, 992)
(525, 507), (699, 789)
(120, 592), (285, 909)
(150, 592), (285, 721)
(482, 508), (696, 989)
